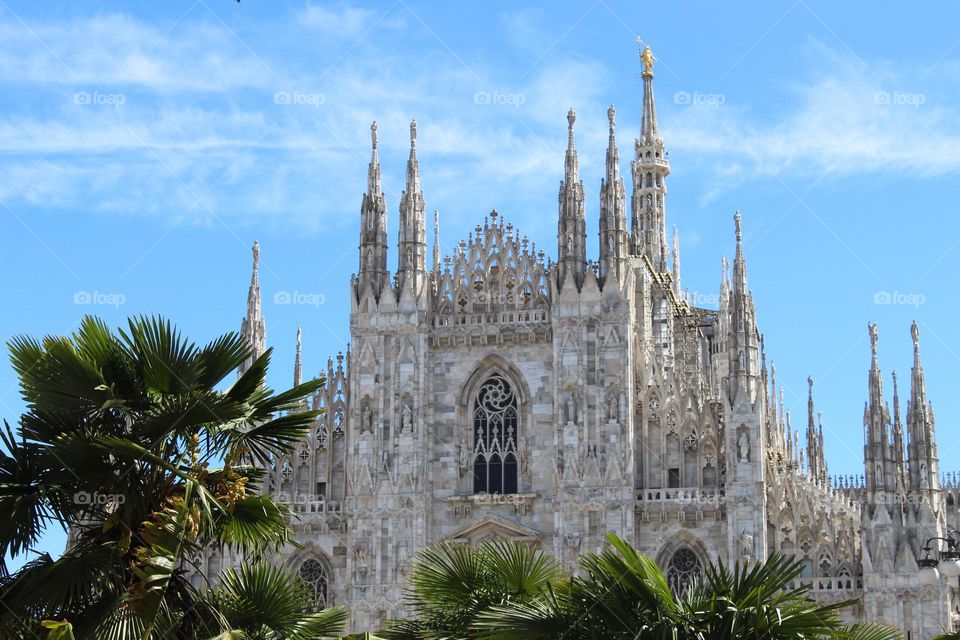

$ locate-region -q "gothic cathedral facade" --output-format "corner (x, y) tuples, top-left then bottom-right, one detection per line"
(196, 49), (959, 637)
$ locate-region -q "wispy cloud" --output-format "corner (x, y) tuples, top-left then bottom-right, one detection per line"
(1, 9), (959, 229)
(298, 2), (406, 37)
(0, 5), (616, 232)
(665, 41), (960, 201)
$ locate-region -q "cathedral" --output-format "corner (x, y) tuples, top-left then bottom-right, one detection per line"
(194, 47), (959, 637)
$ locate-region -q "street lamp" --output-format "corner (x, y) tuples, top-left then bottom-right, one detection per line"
(917, 530), (960, 586)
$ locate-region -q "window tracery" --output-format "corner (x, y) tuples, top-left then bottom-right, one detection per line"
(666, 547), (702, 596)
(473, 375), (519, 494)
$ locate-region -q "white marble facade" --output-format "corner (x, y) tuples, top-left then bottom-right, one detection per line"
(195, 49), (957, 637)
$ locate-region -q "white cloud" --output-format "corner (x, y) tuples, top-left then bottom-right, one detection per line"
(664, 41), (960, 200)
(1, 10), (959, 232)
(298, 3), (405, 38)
(0, 14), (278, 91)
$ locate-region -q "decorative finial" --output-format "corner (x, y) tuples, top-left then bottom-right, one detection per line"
(911, 320), (920, 353)
(566, 108), (576, 149)
(637, 37), (655, 77)
(371, 121), (378, 148)
(252, 240), (260, 269)
(607, 104), (616, 131)
(410, 119), (417, 147)
(734, 211), (742, 242)
(297, 324), (302, 346)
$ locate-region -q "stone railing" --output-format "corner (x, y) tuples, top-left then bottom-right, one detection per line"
(787, 577), (863, 594)
(434, 309), (549, 328)
(287, 500), (342, 515)
(635, 487), (724, 508)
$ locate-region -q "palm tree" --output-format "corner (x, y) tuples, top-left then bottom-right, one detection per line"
(198, 562), (348, 639)
(471, 533), (903, 640)
(0, 315), (337, 639)
(379, 538), (561, 639)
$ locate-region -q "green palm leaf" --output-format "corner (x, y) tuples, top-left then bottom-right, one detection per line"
(1, 316), (323, 638)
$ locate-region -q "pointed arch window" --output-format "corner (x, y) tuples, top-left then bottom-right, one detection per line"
(473, 375), (519, 494)
(297, 558), (328, 609)
(666, 547), (702, 596)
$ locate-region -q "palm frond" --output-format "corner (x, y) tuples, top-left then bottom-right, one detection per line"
(840, 623), (905, 640)
(203, 563), (348, 639)
(118, 315), (201, 395)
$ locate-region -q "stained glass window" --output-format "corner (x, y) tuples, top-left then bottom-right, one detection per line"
(472, 375), (518, 494)
(666, 547), (701, 596)
(298, 558), (328, 609)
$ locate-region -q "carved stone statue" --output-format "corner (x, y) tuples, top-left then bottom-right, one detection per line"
(740, 529), (754, 561)
(565, 395), (578, 425)
(607, 390), (619, 422)
(738, 429), (750, 462)
(401, 402), (413, 433)
(457, 438), (472, 477)
(361, 401), (373, 433)
(396, 540), (409, 574)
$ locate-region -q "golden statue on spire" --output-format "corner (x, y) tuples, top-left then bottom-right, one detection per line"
(637, 36), (655, 77)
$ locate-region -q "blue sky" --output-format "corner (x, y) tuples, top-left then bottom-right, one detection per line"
(2, 0), (960, 568)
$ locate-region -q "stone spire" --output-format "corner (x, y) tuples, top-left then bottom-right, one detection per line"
(294, 325), (302, 387)
(863, 322), (893, 494)
(239, 240), (267, 377)
(907, 321), (939, 493)
(717, 256), (731, 354)
(432, 209), (441, 276)
(631, 42), (670, 271)
(728, 212), (760, 406)
(639, 45), (659, 142)
(357, 121), (389, 301)
(557, 108), (586, 292)
(890, 370), (907, 492)
(807, 376), (826, 484)
(599, 104), (628, 288)
(671, 225), (681, 294)
(397, 119), (426, 297)
(817, 412), (827, 479)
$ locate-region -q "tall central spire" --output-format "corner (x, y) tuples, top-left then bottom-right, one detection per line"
(357, 121), (389, 301)
(599, 104), (628, 288)
(631, 42), (670, 271)
(639, 44), (660, 145)
(557, 108), (586, 292)
(397, 119), (426, 298)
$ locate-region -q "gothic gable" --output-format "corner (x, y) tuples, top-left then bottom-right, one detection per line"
(445, 514), (540, 546)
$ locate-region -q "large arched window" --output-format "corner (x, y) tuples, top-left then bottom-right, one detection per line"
(666, 547), (702, 596)
(298, 558), (328, 609)
(473, 375), (519, 494)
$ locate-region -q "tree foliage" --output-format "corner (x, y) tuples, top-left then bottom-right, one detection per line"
(0, 315), (341, 639)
